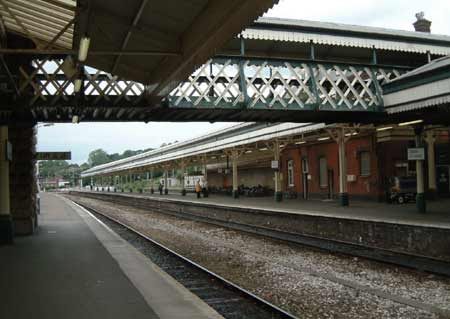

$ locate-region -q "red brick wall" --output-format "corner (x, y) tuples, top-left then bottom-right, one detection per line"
(280, 147), (302, 193)
(281, 134), (381, 200)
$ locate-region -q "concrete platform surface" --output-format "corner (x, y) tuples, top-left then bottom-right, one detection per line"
(0, 193), (222, 319)
(80, 189), (450, 229)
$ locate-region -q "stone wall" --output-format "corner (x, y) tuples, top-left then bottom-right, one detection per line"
(9, 123), (37, 235)
(72, 191), (450, 262)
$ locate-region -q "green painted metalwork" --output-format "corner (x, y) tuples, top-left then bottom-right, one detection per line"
(169, 57), (408, 112)
(21, 57), (409, 112)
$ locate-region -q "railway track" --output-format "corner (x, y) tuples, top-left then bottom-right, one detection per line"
(74, 201), (299, 319)
(70, 192), (450, 278)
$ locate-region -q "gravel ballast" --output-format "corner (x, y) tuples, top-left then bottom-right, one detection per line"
(66, 195), (450, 319)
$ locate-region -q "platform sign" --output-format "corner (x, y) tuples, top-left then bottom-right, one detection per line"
(271, 160), (279, 169)
(407, 148), (425, 161)
(1, 141), (12, 161)
(6, 141), (12, 161)
(36, 152), (71, 160)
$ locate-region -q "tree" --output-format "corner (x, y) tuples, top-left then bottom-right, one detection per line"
(87, 149), (110, 167)
(38, 160), (70, 179)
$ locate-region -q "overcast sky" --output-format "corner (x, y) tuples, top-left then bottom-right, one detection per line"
(37, 0), (450, 164)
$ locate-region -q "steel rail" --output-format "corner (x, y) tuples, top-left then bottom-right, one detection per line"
(74, 200), (299, 319)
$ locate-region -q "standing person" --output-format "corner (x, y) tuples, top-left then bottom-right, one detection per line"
(195, 180), (202, 199)
(158, 182), (163, 195)
(202, 178), (209, 198)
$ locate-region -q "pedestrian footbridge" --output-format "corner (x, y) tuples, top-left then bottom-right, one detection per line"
(3, 17), (450, 124)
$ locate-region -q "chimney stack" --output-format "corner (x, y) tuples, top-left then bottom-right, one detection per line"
(413, 12), (431, 33)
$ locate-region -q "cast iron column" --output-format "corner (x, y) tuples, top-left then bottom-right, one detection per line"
(180, 162), (186, 196)
(337, 128), (349, 206)
(415, 127), (426, 213)
(150, 168), (154, 194)
(164, 169), (168, 194)
(273, 140), (283, 202)
(203, 160), (209, 197)
(232, 150), (239, 199)
(424, 130), (437, 199)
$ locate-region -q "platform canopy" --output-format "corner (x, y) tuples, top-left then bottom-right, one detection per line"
(0, 0), (279, 101)
(1, 2), (450, 124)
(383, 55), (450, 123)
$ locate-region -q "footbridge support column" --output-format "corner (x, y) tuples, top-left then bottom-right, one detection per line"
(0, 126), (13, 244)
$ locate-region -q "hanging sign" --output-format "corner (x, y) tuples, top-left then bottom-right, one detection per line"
(6, 141), (12, 161)
(36, 152), (72, 160)
(271, 160), (279, 169)
(1, 141), (12, 161)
(407, 148), (425, 161)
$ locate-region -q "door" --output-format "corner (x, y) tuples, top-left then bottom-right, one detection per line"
(328, 169), (334, 199)
(437, 166), (450, 196)
(301, 158), (309, 199)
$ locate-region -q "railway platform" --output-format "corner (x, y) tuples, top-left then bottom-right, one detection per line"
(71, 189), (450, 263)
(84, 189), (450, 228)
(0, 193), (222, 319)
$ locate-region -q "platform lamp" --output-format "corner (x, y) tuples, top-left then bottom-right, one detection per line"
(72, 35), (90, 124)
(74, 34), (90, 93)
(78, 35), (91, 63)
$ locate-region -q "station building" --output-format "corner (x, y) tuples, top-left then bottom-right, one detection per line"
(82, 121), (450, 204)
(279, 127), (450, 201)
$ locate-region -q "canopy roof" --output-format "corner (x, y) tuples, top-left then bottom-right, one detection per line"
(383, 56), (450, 115)
(81, 122), (326, 177)
(0, 0), (279, 101)
(0, 0), (76, 49)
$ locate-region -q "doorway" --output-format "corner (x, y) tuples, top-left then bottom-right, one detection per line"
(301, 158), (309, 199)
(327, 169), (334, 199)
(437, 166), (450, 196)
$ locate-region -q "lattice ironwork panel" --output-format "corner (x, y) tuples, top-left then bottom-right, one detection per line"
(19, 58), (407, 112)
(244, 61), (317, 109)
(20, 59), (145, 107)
(313, 64), (382, 111)
(169, 59), (244, 108)
(169, 58), (407, 111)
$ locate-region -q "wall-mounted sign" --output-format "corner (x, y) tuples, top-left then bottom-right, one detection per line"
(407, 148), (425, 161)
(6, 141), (12, 161)
(36, 152), (71, 161)
(271, 160), (279, 169)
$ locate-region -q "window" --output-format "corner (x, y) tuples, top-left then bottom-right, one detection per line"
(360, 152), (371, 176)
(319, 157), (328, 187)
(287, 160), (295, 186)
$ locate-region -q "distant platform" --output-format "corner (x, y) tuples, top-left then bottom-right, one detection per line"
(69, 190), (450, 262)
(0, 193), (222, 319)
(77, 189), (450, 229)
